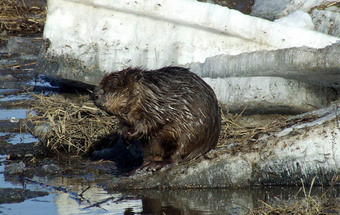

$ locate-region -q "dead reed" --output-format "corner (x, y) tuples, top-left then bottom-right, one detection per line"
(252, 197), (334, 215)
(0, 0), (46, 36)
(25, 93), (119, 155)
(250, 178), (340, 215)
(218, 109), (285, 146)
(217, 104), (320, 155)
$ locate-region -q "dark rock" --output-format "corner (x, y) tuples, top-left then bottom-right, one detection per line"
(4, 161), (25, 175)
(42, 163), (61, 174)
(0, 188), (48, 204)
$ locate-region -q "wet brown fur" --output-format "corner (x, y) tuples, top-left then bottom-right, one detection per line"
(93, 67), (221, 163)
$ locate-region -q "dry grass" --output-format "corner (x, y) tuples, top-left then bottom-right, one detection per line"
(250, 178), (340, 215)
(252, 197), (332, 215)
(218, 106), (285, 147)
(25, 93), (119, 155)
(309, 1), (340, 13)
(25, 94), (320, 156)
(216, 104), (319, 155)
(0, 0), (46, 36)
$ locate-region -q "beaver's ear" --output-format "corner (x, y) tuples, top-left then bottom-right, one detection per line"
(125, 68), (142, 82)
(133, 72), (142, 81)
(100, 72), (123, 91)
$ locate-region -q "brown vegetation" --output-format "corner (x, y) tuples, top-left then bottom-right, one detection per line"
(25, 93), (318, 156)
(0, 0), (46, 39)
(251, 178), (340, 215)
(25, 93), (119, 155)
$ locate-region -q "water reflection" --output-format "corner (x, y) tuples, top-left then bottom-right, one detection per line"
(27, 177), (143, 215)
(2, 163), (340, 214)
(0, 109), (28, 120)
(127, 189), (253, 215)
(54, 191), (143, 215)
(121, 186), (340, 215)
(1, 195), (58, 215)
(0, 132), (39, 144)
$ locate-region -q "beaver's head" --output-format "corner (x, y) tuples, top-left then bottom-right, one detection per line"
(93, 68), (141, 116)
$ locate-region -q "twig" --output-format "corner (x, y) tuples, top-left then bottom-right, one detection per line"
(83, 195), (134, 210)
(82, 196), (115, 209)
(12, 61), (36, 68)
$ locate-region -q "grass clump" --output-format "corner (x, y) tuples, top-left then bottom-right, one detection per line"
(0, 0), (46, 36)
(251, 178), (340, 215)
(25, 93), (119, 155)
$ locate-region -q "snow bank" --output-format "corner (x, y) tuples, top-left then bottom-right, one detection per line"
(252, 0), (335, 19)
(274, 10), (314, 30)
(312, 8), (340, 37)
(252, 0), (340, 37)
(203, 76), (335, 114)
(42, 0), (338, 81)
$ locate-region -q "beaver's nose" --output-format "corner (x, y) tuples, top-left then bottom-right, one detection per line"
(92, 87), (104, 101)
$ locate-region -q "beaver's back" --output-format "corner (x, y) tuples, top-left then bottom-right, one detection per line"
(134, 67), (221, 162)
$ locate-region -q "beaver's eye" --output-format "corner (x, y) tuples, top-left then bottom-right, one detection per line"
(93, 94), (99, 100)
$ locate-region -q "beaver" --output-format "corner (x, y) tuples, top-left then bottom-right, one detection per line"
(93, 66), (221, 166)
